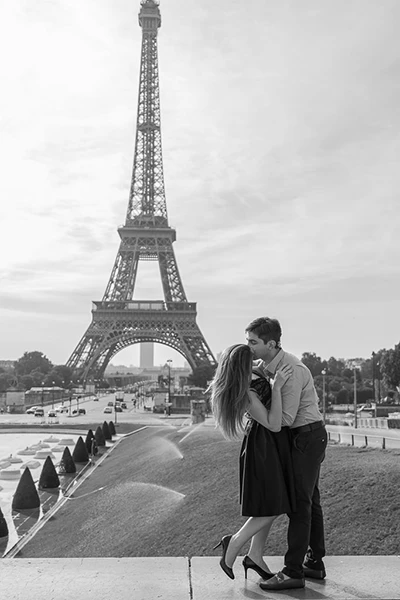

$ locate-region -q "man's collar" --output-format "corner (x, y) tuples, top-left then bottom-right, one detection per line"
(264, 348), (284, 377)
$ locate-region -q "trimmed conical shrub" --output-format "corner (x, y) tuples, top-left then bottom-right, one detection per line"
(58, 446), (76, 474)
(0, 506), (8, 538)
(109, 421), (116, 436)
(39, 456), (60, 489)
(12, 468), (40, 510)
(72, 436), (89, 463)
(85, 429), (94, 454)
(95, 425), (106, 447)
(102, 421), (111, 441)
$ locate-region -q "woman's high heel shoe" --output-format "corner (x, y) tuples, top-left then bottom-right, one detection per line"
(213, 535), (235, 580)
(242, 555), (275, 580)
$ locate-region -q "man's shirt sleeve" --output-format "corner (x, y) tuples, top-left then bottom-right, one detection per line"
(281, 365), (303, 426)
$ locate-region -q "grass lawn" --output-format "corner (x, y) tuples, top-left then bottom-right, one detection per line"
(20, 421), (400, 557)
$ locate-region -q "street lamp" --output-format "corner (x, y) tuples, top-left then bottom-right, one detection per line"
(377, 361), (381, 403)
(321, 369), (327, 422)
(41, 381), (45, 409)
(372, 352), (376, 403)
(52, 381), (55, 409)
(352, 365), (361, 429)
(166, 360), (173, 415)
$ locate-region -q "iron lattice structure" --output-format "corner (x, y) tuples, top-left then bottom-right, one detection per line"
(67, 0), (216, 380)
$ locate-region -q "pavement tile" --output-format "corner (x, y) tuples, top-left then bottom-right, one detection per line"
(0, 557), (190, 600)
(0, 556), (400, 600)
(191, 556), (400, 600)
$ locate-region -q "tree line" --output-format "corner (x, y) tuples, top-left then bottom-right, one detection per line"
(0, 351), (108, 393)
(1, 342), (400, 405)
(186, 344), (400, 405)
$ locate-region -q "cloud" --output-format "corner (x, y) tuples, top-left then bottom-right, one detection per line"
(1, 0), (399, 367)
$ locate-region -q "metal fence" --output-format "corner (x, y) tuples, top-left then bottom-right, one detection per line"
(327, 430), (398, 450)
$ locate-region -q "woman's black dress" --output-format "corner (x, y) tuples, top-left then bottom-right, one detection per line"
(239, 374), (296, 517)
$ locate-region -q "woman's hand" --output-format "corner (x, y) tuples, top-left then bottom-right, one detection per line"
(271, 364), (293, 390)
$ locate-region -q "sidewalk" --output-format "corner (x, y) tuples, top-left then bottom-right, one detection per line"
(0, 556), (399, 599)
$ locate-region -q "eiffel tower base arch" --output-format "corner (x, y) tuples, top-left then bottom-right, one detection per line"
(67, 301), (216, 381)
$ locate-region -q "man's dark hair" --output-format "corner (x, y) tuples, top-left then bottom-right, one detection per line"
(245, 317), (282, 347)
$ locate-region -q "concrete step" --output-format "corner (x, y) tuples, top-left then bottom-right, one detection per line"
(0, 556), (399, 599)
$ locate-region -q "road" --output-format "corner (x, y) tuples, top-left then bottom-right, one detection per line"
(0, 392), (192, 431)
(2, 397), (400, 449)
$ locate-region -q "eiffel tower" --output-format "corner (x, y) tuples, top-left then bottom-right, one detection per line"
(67, 0), (216, 381)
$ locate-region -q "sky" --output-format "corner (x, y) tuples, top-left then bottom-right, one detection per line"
(1, 0), (400, 369)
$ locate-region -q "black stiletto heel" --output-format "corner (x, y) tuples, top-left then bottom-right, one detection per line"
(212, 535), (234, 579)
(242, 555), (275, 580)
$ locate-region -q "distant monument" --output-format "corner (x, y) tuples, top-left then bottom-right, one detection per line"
(140, 343), (154, 368)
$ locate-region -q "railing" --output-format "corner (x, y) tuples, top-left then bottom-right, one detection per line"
(327, 429), (400, 450)
(93, 301), (196, 312)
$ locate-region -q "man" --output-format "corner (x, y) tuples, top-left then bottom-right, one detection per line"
(245, 317), (327, 591)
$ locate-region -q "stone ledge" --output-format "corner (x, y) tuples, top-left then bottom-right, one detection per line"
(0, 556), (399, 600)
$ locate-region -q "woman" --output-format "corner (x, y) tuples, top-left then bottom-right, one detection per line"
(210, 343), (296, 580)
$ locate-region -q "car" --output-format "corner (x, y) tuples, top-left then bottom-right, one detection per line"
(115, 406), (122, 412)
(78, 408), (86, 415)
(47, 411), (57, 418)
(104, 406), (112, 414)
(121, 402), (127, 409)
(107, 401), (114, 407)
(34, 408), (44, 417)
(93, 396), (99, 401)
(26, 406), (39, 414)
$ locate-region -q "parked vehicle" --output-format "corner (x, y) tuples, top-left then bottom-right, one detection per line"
(26, 406), (39, 414)
(107, 401), (114, 407)
(47, 411), (57, 418)
(34, 408), (44, 417)
(104, 407), (112, 414)
(121, 402), (127, 409)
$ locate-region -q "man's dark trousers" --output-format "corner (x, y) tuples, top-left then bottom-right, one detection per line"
(282, 425), (328, 579)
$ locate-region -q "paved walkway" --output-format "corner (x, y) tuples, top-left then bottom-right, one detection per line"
(0, 556), (399, 599)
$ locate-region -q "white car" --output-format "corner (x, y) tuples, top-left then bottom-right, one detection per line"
(104, 406), (112, 414)
(47, 410), (57, 418)
(26, 406), (39, 414)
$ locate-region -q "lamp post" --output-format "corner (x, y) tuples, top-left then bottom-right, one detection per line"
(377, 361), (381, 403)
(321, 369), (327, 422)
(372, 352), (376, 403)
(166, 360), (173, 416)
(52, 381), (55, 409)
(353, 366), (359, 429)
(41, 381), (45, 409)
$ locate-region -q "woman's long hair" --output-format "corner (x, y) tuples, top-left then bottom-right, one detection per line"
(209, 344), (253, 439)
